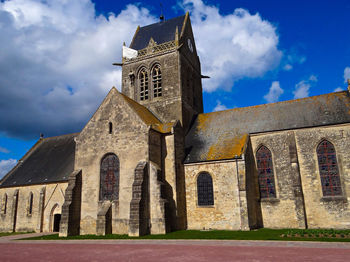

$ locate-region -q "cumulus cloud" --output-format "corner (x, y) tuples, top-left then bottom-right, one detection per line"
(0, 0), (156, 138)
(0, 0), (282, 139)
(213, 100), (228, 112)
(264, 81), (283, 103)
(0, 159), (17, 179)
(0, 146), (10, 153)
(181, 0), (282, 92)
(344, 67), (350, 82)
(334, 87), (343, 92)
(293, 75), (318, 99)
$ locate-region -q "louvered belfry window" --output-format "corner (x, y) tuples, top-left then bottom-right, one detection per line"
(139, 68), (149, 101)
(197, 172), (214, 206)
(317, 140), (342, 196)
(100, 154), (120, 201)
(256, 145), (276, 198)
(152, 65), (162, 97)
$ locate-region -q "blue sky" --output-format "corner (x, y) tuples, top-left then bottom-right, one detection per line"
(0, 0), (350, 177)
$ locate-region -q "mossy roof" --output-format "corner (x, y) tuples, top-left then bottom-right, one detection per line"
(185, 91), (350, 163)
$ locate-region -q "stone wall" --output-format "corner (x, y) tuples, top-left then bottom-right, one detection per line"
(0, 182), (67, 232)
(250, 132), (306, 229)
(76, 89), (150, 235)
(184, 160), (249, 230)
(295, 124), (350, 229)
(250, 124), (350, 229)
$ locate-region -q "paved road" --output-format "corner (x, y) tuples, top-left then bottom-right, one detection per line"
(1, 233), (350, 262)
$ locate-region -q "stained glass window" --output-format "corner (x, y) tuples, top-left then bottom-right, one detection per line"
(139, 68), (149, 101)
(317, 140), (342, 196)
(152, 65), (162, 98)
(100, 154), (120, 201)
(197, 172), (214, 206)
(256, 145), (276, 199)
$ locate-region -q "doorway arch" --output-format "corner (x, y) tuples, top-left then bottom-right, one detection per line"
(49, 204), (61, 232)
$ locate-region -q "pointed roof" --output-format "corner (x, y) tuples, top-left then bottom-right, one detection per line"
(0, 133), (77, 187)
(130, 14), (186, 50)
(185, 91), (350, 163)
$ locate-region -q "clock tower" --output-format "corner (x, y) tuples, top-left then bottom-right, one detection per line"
(121, 12), (203, 131)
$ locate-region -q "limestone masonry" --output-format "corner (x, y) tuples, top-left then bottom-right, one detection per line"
(1, 13), (350, 236)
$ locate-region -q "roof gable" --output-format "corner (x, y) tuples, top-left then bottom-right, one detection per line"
(130, 15), (186, 50)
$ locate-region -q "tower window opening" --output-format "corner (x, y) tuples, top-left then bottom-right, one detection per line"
(139, 68), (149, 101)
(152, 65), (162, 97)
(109, 122), (112, 134)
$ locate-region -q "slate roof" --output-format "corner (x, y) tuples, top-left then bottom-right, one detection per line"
(0, 133), (77, 187)
(130, 15), (186, 50)
(185, 91), (350, 163)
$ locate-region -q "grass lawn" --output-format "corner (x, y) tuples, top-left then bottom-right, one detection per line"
(23, 228), (350, 242)
(0, 232), (32, 237)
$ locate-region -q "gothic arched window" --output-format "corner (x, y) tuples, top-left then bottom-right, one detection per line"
(100, 154), (120, 201)
(197, 172), (214, 206)
(256, 145), (276, 198)
(317, 140), (342, 196)
(139, 68), (149, 101)
(2, 193), (7, 214)
(152, 64), (162, 97)
(28, 192), (33, 215)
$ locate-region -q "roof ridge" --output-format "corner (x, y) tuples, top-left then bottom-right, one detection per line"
(201, 90), (349, 117)
(139, 14), (186, 29)
(41, 132), (80, 141)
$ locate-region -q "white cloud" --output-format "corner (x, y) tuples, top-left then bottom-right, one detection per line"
(264, 81), (284, 103)
(344, 67), (350, 82)
(0, 159), (17, 179)
(293, 75), (318, 99)
(213, 100), (228, 112)
(181, 0), (282, 92)
(283, 64), (293, 71)
(0, 0), (283, 139)
(0, 0), (156, 138)
(0, 146), (9, 154)
(334, 87), (343, 92)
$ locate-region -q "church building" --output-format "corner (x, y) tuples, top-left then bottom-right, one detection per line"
(1, 13), (350, 236)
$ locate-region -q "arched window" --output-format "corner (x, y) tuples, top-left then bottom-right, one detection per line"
(256, 145), (276, 198)
(139, 68), (149, 101)
(2, 194), (7, 214)
(197, 172), (214, 206)
(100, 154), (120, 201)
(152, 64), (162, 97)
(317, 140), (342, 196)
(28, 192), (33, 215)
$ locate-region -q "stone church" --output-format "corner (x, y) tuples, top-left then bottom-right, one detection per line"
(1, 13), (350, 236)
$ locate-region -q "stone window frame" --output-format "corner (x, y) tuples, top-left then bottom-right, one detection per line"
(99, 153), (120, 202)
(1, 193), (7, 215)
(255, 144), (279, 202)
(138, 67), (149, 101)
(196, 171), (215, 207)
(315, 138), (347, 202)
(151, 63), (162, 98)
(27, 192), (33, 216)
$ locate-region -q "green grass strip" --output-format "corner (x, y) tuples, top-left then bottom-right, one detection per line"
(22, 228), (350, 242)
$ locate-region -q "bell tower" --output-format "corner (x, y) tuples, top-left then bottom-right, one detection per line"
(121, 12), (203, 131)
